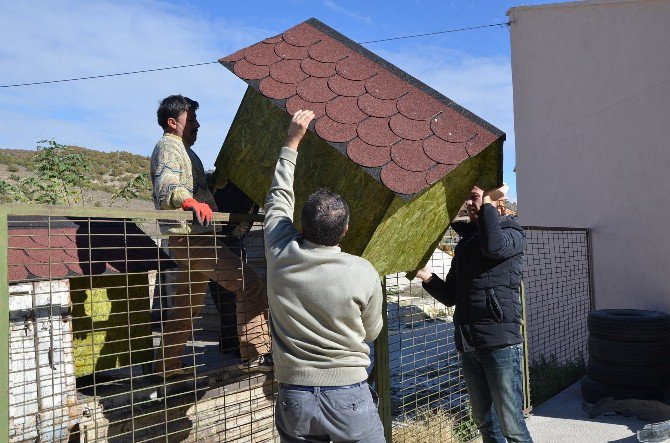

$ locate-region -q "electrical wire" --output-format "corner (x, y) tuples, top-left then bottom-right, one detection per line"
(0, 62), (220, 88)
(358, 22), (508, 44)
(0, 22), (509, 89)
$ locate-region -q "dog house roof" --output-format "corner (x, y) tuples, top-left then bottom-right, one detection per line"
(220, 18), (505, 199)
(7, 217), (173, 283)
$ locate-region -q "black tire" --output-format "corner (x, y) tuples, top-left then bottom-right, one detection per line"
(581, 375), (661, 403)
(587, 357), (668, 387)
(588, 309), (670, 342)
(589, 336), (669, 367)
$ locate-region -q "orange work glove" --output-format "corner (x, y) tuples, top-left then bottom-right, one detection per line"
(181, 198), (213, 226)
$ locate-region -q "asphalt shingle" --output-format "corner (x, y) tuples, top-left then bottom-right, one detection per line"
(220, 18), (503, 198)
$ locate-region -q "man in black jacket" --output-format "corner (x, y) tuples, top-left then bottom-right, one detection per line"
(416, 185), (532, 443)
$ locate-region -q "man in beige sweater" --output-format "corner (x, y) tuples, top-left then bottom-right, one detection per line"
(264, 110), (385, 442)
(150, 94), (271, 378)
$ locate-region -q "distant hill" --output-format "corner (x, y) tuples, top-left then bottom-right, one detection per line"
(0, 145), (153, 209)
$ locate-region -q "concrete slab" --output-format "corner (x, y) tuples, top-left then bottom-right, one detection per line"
(527, 381), (648, 443)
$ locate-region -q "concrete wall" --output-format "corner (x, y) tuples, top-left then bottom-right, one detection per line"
(509, 0), (670, 311)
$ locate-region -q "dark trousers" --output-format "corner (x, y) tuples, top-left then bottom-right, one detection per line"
(209, 281), (241, 356)
(208, 237), (245, 357)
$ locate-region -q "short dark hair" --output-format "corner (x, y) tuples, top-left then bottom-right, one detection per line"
(301, 188), (349, 246)
(157, 95), (199, 130)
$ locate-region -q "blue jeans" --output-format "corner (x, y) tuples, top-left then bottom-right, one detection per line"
(275, 381), (385, 442)
(461, 344), (533, 443)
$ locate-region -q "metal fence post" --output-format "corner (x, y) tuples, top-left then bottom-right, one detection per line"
(373, 276), (392, 442)
(520, 280), (532, 414)
(0, 211), (9, 442)
(586, 228), (595, 310)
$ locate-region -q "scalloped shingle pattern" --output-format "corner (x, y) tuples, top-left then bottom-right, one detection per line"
(9, 227), (86, 282)
(220, 20), (501, 197)
(7, 221), (173, 283)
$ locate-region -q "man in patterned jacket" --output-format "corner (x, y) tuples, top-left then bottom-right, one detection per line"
(150, 94), (271, 378)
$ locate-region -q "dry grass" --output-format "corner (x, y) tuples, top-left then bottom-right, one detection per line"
(393, 408), (467, 443)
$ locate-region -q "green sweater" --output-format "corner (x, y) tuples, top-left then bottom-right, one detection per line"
(264, 147), (383, 386)
(150, 133), (217, 234)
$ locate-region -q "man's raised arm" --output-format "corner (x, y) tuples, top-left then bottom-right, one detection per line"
(477, 186), (525, 259)
(264, 110), (315, 251)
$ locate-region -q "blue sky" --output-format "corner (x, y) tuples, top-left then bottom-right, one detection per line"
(0, 0), (552, 201)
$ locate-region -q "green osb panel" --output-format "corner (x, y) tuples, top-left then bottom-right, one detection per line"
(70, 273), (153, 377)
(215, 86), (502, 275)
(362, 141), (501, 275)
(215, 87), (392, 256)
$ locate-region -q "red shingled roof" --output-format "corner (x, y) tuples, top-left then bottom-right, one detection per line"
(7, 218), (174, 283)
(220, 18), (504, 199)
(8, 225), (83, 282)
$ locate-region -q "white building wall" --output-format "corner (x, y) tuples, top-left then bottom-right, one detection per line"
(509, 0), (670, 311)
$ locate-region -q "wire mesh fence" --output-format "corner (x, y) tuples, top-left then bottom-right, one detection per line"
(384, 247), (475, 443)
(385, 225), (592, 441)
(2, 207), (276, 442)
(522, 227), (591, 406)
(1, 206), (592, 442)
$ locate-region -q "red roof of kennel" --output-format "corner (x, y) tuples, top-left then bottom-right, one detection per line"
(220, 18), (505, 199)
(7, 217), (174, 283)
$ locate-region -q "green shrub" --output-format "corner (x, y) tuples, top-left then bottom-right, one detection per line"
(0, 179), (28, 203)
(529, 354), (586, 406)
(110, 172), (150, 207)
(0, 144), (152, 204)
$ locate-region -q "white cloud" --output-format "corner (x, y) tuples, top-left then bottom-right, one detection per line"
(322, 0), (373, 24)
(0, 0), (270, 168)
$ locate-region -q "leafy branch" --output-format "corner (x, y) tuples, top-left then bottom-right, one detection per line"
(110, 172), (150, 207)
(25, 140), (92, 205)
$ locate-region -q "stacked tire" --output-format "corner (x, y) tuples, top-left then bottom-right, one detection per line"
(582, 309), (670, 404)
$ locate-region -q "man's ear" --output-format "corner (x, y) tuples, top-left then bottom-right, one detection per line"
(166, 117), (178, 130)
